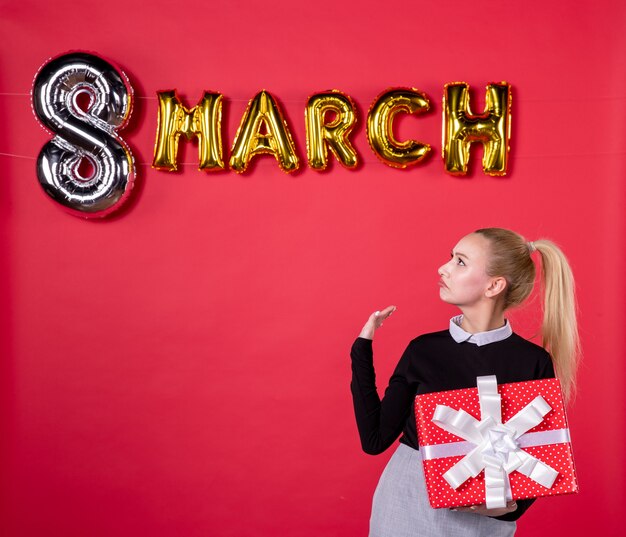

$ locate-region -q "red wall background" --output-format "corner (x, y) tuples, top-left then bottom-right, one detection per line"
(1, 1), (624, 536)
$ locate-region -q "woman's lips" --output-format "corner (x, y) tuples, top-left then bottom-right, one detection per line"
(439, 278), (448, 289)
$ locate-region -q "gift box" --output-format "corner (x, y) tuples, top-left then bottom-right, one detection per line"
(414, 375), (578, 509)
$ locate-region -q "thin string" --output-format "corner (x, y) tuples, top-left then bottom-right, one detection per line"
(0, 92), (294, 104)
(3, 92), (626, 102)
(4, 91), (626, 164)
(0, 153), (187, 165)
(3, 151), (626, 167)
(0, 152), (36, 160)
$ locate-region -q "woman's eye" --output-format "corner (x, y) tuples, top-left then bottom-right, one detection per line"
(457, 258), (465, 266)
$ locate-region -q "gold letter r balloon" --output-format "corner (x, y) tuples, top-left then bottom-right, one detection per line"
(305, 91), (358, 170)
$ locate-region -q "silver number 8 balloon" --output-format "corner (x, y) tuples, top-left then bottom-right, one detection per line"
(32, 52), (135, 217)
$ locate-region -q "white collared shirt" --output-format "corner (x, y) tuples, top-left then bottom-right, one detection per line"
(449, 314), (512, 346)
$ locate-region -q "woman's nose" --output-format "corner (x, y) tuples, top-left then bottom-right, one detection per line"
(438, 264), (447, 277)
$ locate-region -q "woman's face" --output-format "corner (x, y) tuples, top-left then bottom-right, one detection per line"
(438, 233), (495, 307)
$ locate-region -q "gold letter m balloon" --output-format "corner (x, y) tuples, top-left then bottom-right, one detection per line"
(443, 82), (511, 176)
(152, 91), (224, 171)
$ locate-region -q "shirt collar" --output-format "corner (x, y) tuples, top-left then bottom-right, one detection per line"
(449, 315), (512, 346)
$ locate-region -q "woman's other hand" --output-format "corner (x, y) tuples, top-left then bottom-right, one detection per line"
(451, 501), (517, 517)
(358, 305), (397, 340)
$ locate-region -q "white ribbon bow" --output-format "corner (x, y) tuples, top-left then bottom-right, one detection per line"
(431, 375), (559, 509)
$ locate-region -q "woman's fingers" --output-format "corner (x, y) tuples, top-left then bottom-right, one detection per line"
(451, 501), (517, 516)
(372, 306), (395, 327)
(359, 306), (397, 339)
(374, 305), (396, 320)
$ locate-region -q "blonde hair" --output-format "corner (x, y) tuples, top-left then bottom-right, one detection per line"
(474, 228), (580, 403)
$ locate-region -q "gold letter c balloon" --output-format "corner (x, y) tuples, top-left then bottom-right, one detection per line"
(366, 88), (431, 169)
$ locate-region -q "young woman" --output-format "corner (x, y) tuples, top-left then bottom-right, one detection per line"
(350, 227), (579, 537)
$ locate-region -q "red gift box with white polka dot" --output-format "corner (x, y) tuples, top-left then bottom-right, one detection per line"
(414, 378), (579, 509)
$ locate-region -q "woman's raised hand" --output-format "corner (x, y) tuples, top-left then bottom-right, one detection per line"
(358, 305), (397, 340)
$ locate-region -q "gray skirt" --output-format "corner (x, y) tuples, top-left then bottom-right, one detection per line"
(370, 443), (516, 537)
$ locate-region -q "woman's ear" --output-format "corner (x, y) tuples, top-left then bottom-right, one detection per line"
(485, 276), (507, 298)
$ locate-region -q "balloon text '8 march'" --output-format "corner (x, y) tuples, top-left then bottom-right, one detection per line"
(32, 52), (512, 218)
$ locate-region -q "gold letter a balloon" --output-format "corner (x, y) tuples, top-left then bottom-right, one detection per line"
(230, 91), (300, 173)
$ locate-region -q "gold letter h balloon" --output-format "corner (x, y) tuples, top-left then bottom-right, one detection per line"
(443, 83), (512, 176)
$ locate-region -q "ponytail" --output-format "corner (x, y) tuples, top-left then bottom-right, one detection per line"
(475, 228), (580, 403)
(533, 239), (580, 403)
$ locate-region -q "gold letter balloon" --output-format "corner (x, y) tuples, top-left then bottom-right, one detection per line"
(229, 91), (300, 173)
(443, 82), (512, 176)
(152, 91), (224, 172)
(305, 91), (358, 170)
(366, 88), (431, 169)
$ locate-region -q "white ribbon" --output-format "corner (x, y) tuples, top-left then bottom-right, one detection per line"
(429, 375), (560, 509)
